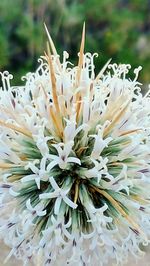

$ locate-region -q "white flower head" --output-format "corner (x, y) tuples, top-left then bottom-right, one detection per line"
(0, 24), (150, 266)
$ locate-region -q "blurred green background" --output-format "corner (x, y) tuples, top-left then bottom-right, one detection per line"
(0, 0), (150, 85)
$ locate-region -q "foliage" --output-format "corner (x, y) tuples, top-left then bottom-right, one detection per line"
(0, 0), (150, 84)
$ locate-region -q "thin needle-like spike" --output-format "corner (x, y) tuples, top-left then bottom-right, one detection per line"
(45, 46), (60, 115)
(90, 185), (147, 240)
(0, 119), (32, 137)
(46, 45), (63, 137)
(76, 146), (88, 157)
(103, 99), (131, 137)
(49, 105), (63, 138)
(95, 58), (112, 83)
(8, 175), (23, 182)
(44, 23), (61, 70)
(76, 22), (85, 86)
(74, 180), (80, 204)
(119, 128), (142, 137)
(76, 97), (82, 123)
(76, 23), (85, 122)
(0, 163), (17, 169)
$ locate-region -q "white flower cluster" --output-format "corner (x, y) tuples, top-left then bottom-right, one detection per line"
(0, 26), (150, 265)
